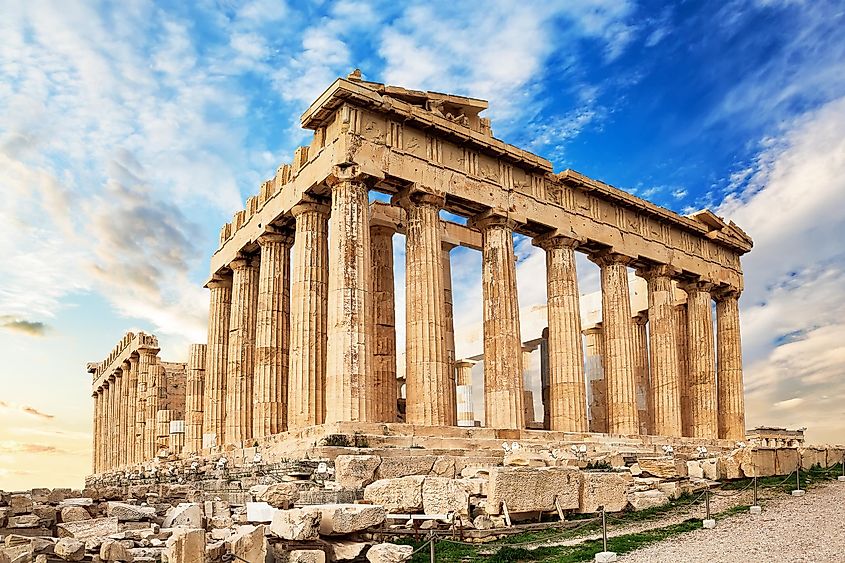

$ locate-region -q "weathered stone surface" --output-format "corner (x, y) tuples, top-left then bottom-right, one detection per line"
(57, 517), (119, 540)
(60, 506), (91, 523)
(269, 508), (320, 541)
(100, 539), (133, 561)
(58, 499), (94, 508)
(227, 525), (270, 563)
(162, 504), (203, 528)
(330, 541), (368, 561)
(9, 495), (32, 515)
(31, 505), (56, 526)
(578, 472), (629, 513)
(776, 448), (799, 474)
(374, 456), (435, 479)
(106, 503), (156, 522)
(245, 502), (275, 523)
(335, 455), (381, 489)
(366, 543), (413, 563)
(313, 504), (385, 536)
(486, 467), (580, 514)
(421, 477), (469, 516)
(363, 476), (424, 513)
(800, 448), (826, 469)
(258, 483), (301, 509)
(163, 528), (205, 563)
(686, 460), (704, 479)
(289, 550), (326, 563)
(54, 538), (86, 561)
(628, 490), (670, 511)
(700, 458), (719, 480)
(8, 515), (40, 528)
(636, 458), (678, 478)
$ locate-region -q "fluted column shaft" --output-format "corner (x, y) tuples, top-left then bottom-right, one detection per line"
(403, 193), (456, 426)
(125, 358), (138, 465)
(536, 235), (588, 432)
(254, 233), (294, 438)
(583, 326), (607, 433)
(145, 359), (162, 458)
(370, 225), (398, 422)
(631, 313), (651, 435)
(185, 344), (206, 453)
(93, 390), (101, 473)
(640, 268), (682, 437)
(288, 201), (329, 429)
(591, 252), (639, 435)
(326, 172), (375, 423)
(716, 289), (745, 440)
(225, 256), (260, 445)
(674, 303), (692, 436)
(135, 350), (150, 462)
(203, 276), (232, 449)
(683, 282), (717, 438)
(442, 242), (457, 419)
(103, 381), (112, 470)
(118, 364), (130, 467)
(475, 215), (524, 430)
(455, 360), (475, 426)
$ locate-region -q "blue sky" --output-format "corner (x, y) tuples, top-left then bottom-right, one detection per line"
(1, 0), (844, 489)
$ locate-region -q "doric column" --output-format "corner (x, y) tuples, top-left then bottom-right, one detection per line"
(103, 380), (112, 471)
(674, 303), (692, 436)
(442, 241), (457, 418)
(534, 234), (588, 432)
(135, 348), (154, 462)
(110, 370), (122, 468)
(225, 255), (260, 445)
(455, 360), (475, 426)
(583, 325), (607, 433)
(401, 191), (456, 426)
(472, 214), (524, 430)
(715, 287), (745, 440)
(631, 312), (651, 435)
(638, 267), (682, 437)
(680, 281), (717, 439)
(287, 200), (330, 429)
(92, 389), (100, 473)
(125, 357), (138, 465)
(203, 274), (232, 450)
(253, 231), (294, 438)
(185, 344), (206, 453)
(325, 169), (375, 423)
(589, 251), (639, 435)
(119, 362), (131, 467)
(146, 361), (165, 457)
(370, 224), (398, 422)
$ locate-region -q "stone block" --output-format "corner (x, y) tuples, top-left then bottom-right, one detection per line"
(503, 451), (549, 467)
(57, 517), (119, 540)
(457, 478), (486, 497)
(9, 495), (32, 515)
(162, 503), (203, 528)
(422, 477), (469, 517)
(636, 458), (678, 478)
(702, 518), (716, 529)
(31, 504), (56, 526)
(100, 539), (133, 561)
(48, 489), (74, 504)
(61, 506), (91, 523)
(58, 498), (94, 508)
(334, 455), (381, 489)
(54, 538), (85, 561)
(29, 489), (50, 503)
(578, 472), (628, 513)
(245, 502), (275, 523)
(628, 490), (670, 511)
(289, 549), (326, 563)
(776, 449), (799, 474)
(227, 525), (270, 563)
(313, 504), (385, 536)
(719, 450), (744, 480)
(330, 540), (368, 561)
(656, 481), (682, 500)
(0, 507), (7, 528)
(363, 476), (424, 513)
(686, 460), (704, 479)
(163, 528), (205, 563)
(487, 467), (580, 515)
(826, 448), (845, 468)
(595, 551), (618, 562)
(743, 449), (776, 477)
(8, 515), (40, 528)
(800, 448), (827, 469)
(106, 503), (156, 522)
(374, 456), (435, 479)
(791, 489), (805, 497)
(269, 508), (320, 540)
(366, 543), (413, 563)
(258, 483), (300, 509)
(700, 458), (719, 480)
(749, 506), (762, 514)
(431, 456), (457, 478)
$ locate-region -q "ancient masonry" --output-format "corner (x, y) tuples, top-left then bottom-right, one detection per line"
(88, 72), (752, 474)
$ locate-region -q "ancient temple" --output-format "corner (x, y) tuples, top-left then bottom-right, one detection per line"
(88, 72), (752, 474)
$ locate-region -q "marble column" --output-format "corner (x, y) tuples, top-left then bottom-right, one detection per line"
(402, 192), (455, 426)
(93, 390), (101, 473)
(225, 256), (260, 445)
(103, 381), (112, 470)
(125, 357), (138, 465)
(590, 251), (639, 435)
(583, 325), (607, 433)
(674, 303), (693, 437)
(325, 170), (375, 423)
(287, 200), (329, 429)
(203, 275), (232, 450)
(455, 360), (475, 426)
(474, 215), (524, 430)
(146, 361), (165, 457)
(370, 224), (398, 422)
(119, 362), (131, 466)
(442, 241), (457, 419)
(535, 234), (588, 432)
(253, 232), (293, 438)
(631, 312), (651, 435)
(638, 267), (682, 437)
(135, 350), (150, 462)
(716, 287), (745, 440)
(681, 281), (718, 439)
(185, 344), (206, 453)
(111, 369), (122, 468)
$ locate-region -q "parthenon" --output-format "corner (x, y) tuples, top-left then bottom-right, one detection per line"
(88, 71), (752, 474)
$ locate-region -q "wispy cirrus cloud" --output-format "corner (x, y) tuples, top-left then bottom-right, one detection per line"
(0, 316), (49, 336)
(0, 400), (55, 420)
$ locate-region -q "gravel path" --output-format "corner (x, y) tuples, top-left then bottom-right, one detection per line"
(622, 481), (845, 562)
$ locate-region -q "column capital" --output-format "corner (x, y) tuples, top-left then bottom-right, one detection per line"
(121, 360), (131, 371)
(712, 285), (741, 301)
(257, 230), (294, 248)
(582, 324), (603, 336)
(635, 264), (680, 280)
(206, 273), (233, 290)
(392, 186), (445, 210)
(678, 279), (715, 293)
(291, 198), (330, 218)
(588, 250), (635, 268)
(326, 164), (373, 186)
(632, 310), (649, 325)
(370, 223), (397, 237)
(467, 211), (519, 231)
(229, 255), (258, 271)
(532, 232), (584, 251)
(455, 359), (475, 369)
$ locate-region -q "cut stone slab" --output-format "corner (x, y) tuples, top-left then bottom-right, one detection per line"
(7, 515), (40, 528)
(363, 476), (424, 513)
(100, 539), (133, 561)
(106, 503), (156, 522)
(162, 504), (203, 528)
(227, 525), (270, 563)
(334, 455), (381, 489)
(628, 490), (670, 511)
(366, 543), (414, 563)
(636, 458), (678, 478)
(58, 499), (94, 509)
(60, 507), (91, 523)
(164, 528), (205, 563)
(422, 477), (469, 517)
(313, 504), (385, 536)
(487, 467), (580, 515)
(258, 483), (300, 509)
(57, 517), (119, 540)
(578, 472), (629, 514)
(269, 508), (320, 541)
(330, 540), (368, 561)
(289, 550), (326, 563)
(374, 456), (436, 480)
(54, 538), (85, 561)
(9, 495), (32, 515)
(245, 502), (275, 523)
